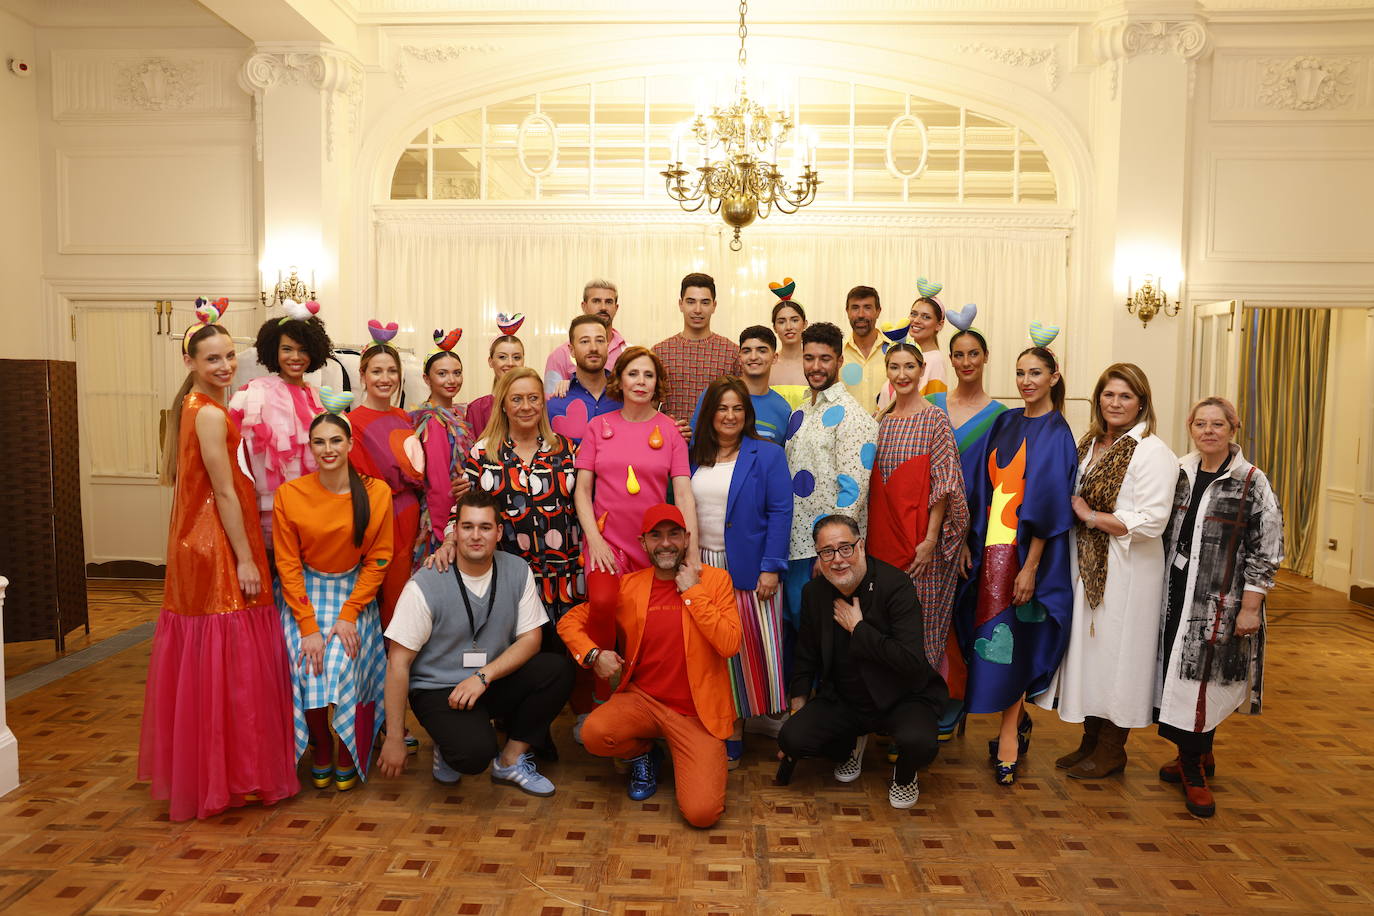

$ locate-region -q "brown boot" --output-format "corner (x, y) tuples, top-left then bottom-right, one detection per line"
(1066, 722), (1129, 779)
(1055, 717), (1103, 769)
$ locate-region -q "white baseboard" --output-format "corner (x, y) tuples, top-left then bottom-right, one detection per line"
(0, 728), (18, 798)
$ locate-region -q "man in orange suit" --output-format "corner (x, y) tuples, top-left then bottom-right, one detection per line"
(558, 504), (741, 827)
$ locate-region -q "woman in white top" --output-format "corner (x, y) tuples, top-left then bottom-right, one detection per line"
(689, 377), (794, 768)
(1033, 363), (1178, 778)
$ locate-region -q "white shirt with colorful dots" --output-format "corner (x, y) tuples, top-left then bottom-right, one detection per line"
(782, 382), (880, 560)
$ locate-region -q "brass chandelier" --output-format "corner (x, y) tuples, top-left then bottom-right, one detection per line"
(660, 0), (821, 250)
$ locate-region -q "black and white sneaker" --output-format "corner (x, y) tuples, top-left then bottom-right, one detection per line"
(888, 768), (919, 809)
(432, 747), (461, 785)
(834, 735), (868, 783)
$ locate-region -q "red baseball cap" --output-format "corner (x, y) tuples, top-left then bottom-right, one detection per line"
(640, 503), (687, 534)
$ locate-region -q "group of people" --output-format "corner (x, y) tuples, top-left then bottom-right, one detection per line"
(139, 273), (1283, 829)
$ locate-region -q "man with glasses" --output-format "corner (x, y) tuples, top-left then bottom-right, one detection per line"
(777, 515), (947, 809)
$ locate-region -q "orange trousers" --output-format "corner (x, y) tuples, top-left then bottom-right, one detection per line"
(581, 686), (727, 828)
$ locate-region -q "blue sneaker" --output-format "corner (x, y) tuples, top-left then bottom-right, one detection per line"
(491, 752), (555, 797)
(626, 748), (660, 801)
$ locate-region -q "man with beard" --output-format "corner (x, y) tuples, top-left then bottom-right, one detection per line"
(379, 491), (574, 793)
(558, 504), (741, 827)
(841, 285), (888, 414)
(777, 514), (947, 809)
(546, 314), (623, 445)
(545, 279), (628, 387)
(782, 322), (879, 644)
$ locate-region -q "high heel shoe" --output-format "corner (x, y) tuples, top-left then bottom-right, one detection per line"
(988, 711), (1034, 760)
(994, 758), (1019, 786)
(310, 764), (333, 789)
(333, 765), (359, 791)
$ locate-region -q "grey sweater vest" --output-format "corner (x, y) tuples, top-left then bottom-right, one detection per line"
(409, 551), (530, 690)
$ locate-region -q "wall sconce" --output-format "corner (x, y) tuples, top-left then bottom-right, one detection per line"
(260, 267), (316, 308)
(1125, 274), (1180, 328)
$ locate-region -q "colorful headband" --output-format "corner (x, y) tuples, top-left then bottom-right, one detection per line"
(432, 327), (462, 353)
(880, 322), (911, 343)
(947, 303), (977, 332)
(916, 277), (943, 300)
(364, 318), (399, 352)
(317, 385), (354, 415)
(183, 296), (229, 352)
(496, 312), (525, 336)
(279, 298), (322, 324)
(1028, 321), (1060, 349)
(768, 277), (796, 301)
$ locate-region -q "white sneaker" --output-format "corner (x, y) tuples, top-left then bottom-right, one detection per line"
(834, 734), (868, 783)
(744, 714), (785, 738)
(432, 747), (461, 785)
(491, 752), (556, 797)
(889, 769), (919, 809)
(572, 713), (588, 746)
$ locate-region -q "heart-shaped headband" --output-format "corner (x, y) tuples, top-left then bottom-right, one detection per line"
(317, 385), (354, 415)
(183, 296), (229, 353)
(279, 298), (322, 325)
(916, 277), (943, 301)
(496, 312), (526, 336)
(432, 328), (463, 352)
(1028, 321), (1060, 349)
(946, 303), (978, 332)
(365, 318), (399, 352)
(768, 277), (796, 301)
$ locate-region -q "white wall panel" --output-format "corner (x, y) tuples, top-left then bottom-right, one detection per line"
(1210, 50), (1373, 122)
(1206, 152), (1374, 262)
(51, 49), (250, 123)
(56, 147), (253, 255)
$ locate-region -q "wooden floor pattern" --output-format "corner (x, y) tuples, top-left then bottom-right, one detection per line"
(3, 579), (162, 679)
(2, 572), (1373, 914)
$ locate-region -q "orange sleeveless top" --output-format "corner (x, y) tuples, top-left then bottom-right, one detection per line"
(163, 392), (273, 616)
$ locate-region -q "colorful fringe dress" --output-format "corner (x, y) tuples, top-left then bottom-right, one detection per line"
(411, 400), (475, 559)
(138, 392), (299, 820)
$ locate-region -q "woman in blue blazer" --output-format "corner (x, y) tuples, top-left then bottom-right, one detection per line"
(690, 377), (794, 767)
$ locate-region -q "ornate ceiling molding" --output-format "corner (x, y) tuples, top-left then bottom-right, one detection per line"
(393, 44), (500, 88)
(239, 47), (364, 162)
(957, 43), (1061, 91)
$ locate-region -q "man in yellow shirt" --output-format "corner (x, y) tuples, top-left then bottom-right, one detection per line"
(840, 285), (889, 414)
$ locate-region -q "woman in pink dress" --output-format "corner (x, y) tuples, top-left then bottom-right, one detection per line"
(140, 301), (298, 820)
(410, 329), (475, 559)
(465, 333), (525, 438)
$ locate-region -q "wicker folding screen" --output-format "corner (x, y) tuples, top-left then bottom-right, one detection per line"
(0, 360), (89, 649)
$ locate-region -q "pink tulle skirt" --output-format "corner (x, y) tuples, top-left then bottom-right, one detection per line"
(139, 603), (300, 821)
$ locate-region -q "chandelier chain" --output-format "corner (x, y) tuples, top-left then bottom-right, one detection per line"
(738, 0), (748, 70)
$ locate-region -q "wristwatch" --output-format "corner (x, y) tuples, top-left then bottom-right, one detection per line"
(583, 648), (600, 669)
(474, 670), (488, 686)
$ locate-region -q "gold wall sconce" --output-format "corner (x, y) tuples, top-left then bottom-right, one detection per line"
(1125, 274), (1180, 327)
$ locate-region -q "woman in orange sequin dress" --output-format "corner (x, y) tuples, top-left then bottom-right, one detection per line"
(138, 305), (299, 820)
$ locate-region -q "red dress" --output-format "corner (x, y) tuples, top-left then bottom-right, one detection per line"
(347, 405), (424, 626)
(138, 392), (299, 820)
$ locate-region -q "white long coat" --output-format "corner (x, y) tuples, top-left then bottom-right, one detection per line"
(1034, 425), (1178, 727)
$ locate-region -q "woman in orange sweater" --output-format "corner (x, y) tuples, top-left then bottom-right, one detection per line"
(274, 400), (394, 790)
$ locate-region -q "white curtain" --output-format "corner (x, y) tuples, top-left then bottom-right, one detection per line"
(375, 214), (1070, 402)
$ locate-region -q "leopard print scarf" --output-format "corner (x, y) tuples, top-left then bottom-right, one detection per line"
(1076, 433), (1138, 609)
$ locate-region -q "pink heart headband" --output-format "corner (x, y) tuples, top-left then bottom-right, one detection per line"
(366, 318), (399, 351)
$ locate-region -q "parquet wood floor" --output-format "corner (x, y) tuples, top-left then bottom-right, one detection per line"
(2, 572), (1372, 914)
(3, 579), (162, 679)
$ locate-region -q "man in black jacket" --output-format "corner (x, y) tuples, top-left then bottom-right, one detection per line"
(777, 514), (947, 808)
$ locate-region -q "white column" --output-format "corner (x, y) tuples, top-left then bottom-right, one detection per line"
(1089, 4), (1211, 435)
(0, 577), (18, 797)
(239, 44), (363, 332)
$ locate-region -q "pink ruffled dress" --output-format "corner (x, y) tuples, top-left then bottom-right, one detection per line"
(229, 375), (324, 540)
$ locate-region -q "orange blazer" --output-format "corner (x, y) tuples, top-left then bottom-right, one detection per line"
(559, 565), (741, 740)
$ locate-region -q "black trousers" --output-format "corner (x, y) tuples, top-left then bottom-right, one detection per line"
(778, 694), (939, 784)
(409, 652), (574, 775)
(1158, 722), (1216, 758)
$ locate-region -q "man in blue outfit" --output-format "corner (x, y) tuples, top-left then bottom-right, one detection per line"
(692, 325), (793, 442)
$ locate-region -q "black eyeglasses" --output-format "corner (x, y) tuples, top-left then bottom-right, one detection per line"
(816, 540), (860, 562)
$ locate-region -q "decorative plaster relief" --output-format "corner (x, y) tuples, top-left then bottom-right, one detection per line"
(957, 43), (1060, 91)
(1094, 16), (1211, 100)
(1210, 51), (1370, 121)
(239, 48), (365, 162)
(52, 50), (249, 122)
(1259, 56), (1357, 111)
(394, 44), (499, 88)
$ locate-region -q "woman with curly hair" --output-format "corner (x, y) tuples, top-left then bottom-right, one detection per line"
(230, 308), (333, 541)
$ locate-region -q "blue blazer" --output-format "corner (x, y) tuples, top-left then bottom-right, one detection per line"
(691, 437), (794, 591)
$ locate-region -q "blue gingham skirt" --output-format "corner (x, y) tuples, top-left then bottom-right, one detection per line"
(278, 565), (387, 778)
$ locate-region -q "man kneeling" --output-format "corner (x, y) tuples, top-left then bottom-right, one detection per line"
(778, 514), (947, 808)
(378, 491), (574, 794)
(558, 504), (740, 827)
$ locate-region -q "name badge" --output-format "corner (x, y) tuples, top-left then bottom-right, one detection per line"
(463, 651), (488, 667)
(1173, 553), (1188, 570)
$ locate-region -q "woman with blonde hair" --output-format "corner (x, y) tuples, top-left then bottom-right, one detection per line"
(1154, 396), (1282, 818)
(1034, 363), (1178, 779)
(140, 303), (298, 819)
